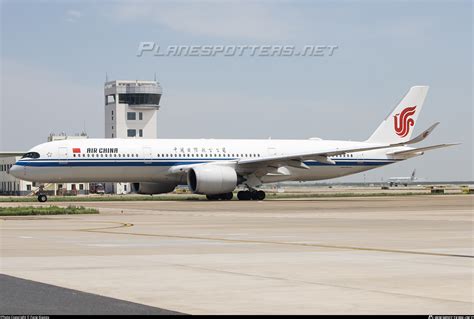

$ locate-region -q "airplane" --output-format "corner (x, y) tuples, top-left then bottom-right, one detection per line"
(5, 86), (458, 202)
(388, 169), (421, 186)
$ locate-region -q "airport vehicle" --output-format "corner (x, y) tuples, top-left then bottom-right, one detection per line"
(388, 169), (420, 186)
(6, 86), (457, 202)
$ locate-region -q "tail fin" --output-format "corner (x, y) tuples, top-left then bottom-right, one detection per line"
(366, 86), (429, 144)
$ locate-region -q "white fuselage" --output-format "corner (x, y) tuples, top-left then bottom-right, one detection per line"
(11, 138), (411, 184)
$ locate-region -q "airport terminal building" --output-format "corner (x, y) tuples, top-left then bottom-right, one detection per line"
(0, 158), (31, 195)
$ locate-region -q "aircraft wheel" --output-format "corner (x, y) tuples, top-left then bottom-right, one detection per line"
(250, 191), (259, 200)
(237, 191), (251, 200)
(206, 194), (219, 201)
(37, 194), (48, 203)
(256, 190), (266, 200)
(222, 192), (233, 200)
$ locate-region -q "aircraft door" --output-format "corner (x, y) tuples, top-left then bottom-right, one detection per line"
(58, 147), (68, 165)
(267, 147), (277, 156)
(354, 151), (364, 164)
(143, 147), (152, 164)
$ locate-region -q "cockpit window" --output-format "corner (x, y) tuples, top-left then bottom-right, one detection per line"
(21, 152), (40, 159)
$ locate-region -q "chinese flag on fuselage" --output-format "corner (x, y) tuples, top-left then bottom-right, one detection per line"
(73, 148), (81, 153)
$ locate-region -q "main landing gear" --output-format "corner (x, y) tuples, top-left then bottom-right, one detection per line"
(237, 190), (265, 201)
(205, 190), (267, 201)
(206, 192), (233, 201)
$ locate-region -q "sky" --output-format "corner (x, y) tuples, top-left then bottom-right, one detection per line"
(1, 0), (472, 182)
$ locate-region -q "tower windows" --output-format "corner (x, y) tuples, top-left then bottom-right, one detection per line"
(127, 112), (136, 120)
(119, 93), (161, 105)
(106, 95), (115, 104)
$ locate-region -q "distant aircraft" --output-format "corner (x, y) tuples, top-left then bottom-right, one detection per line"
(388, 169), (420, 186)
(5, 86), (458, 202)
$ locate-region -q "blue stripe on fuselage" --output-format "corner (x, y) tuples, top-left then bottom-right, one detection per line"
(15, 159), (397, 167)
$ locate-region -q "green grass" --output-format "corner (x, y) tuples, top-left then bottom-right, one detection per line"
(0, 205), (99, 216)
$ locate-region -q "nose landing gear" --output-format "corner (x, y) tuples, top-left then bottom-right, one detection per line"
(37, 194), (48, 202)
(35, 185), (48, 202)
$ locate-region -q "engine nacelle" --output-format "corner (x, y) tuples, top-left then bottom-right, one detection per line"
(132, 182), (176, 194)
(187, 165), (237, 195)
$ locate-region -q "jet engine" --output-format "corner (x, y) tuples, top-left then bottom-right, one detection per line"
(132, 182), (176, 194)
(187, 165), (237, 195)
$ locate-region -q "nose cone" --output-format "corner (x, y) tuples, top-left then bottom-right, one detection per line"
(9, 164), (22, 178)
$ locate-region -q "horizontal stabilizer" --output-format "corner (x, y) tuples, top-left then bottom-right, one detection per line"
(402, 122), (439, 145)
(387, 143), (459, 156)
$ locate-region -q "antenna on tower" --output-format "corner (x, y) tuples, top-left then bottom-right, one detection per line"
(154, 72), (157, 81)
(105, 72), (109, 82)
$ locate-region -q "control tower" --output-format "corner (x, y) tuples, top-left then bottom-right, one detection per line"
(104, 80), (162, 139)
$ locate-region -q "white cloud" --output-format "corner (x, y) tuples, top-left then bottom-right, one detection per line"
(66, 9), (82, 22)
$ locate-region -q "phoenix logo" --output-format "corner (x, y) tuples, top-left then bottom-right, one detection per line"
(394, 106), (417, 138)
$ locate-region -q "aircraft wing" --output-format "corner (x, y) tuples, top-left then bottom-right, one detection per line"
(386, 143), (459, 156)
(0, 152), (25, 157)
(166, 122), (447, 177)
(236, 123), (441, 172)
